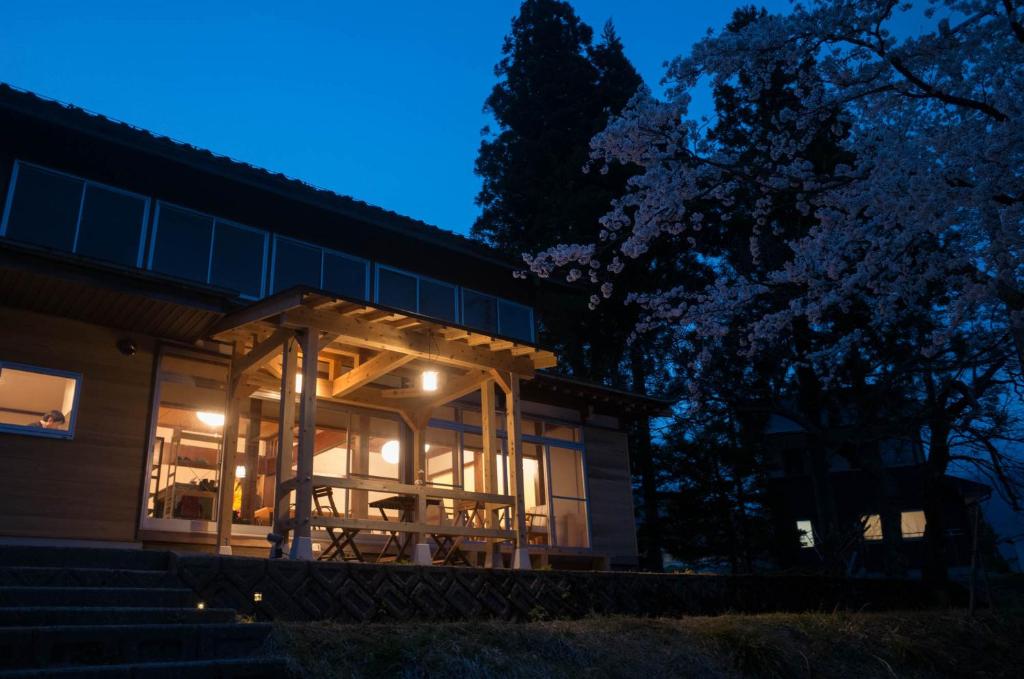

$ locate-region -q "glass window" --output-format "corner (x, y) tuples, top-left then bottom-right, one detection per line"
(211, 221), (266, 298)
(901, 510), (926, 539)
(462, 290), (498, 333)
(0, 362), (80, 438)
(323, 251), (368, 300)
(862, 514), (883, 541)
(796, 519), (815, 548)
(549, 446), (585, 498)
(549, 445), (587, 547)
(377, 267), (417, 312)
(144, 350), (229, 523)
(3, 163), (83, 251)
(419, 278), (457, 322)
(272, 237), (322, 293)
(150, 204), (214, 284)
(75, 184), (148, 267)
(499, 299), (534, 341)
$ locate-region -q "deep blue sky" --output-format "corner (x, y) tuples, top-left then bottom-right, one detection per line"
(0, 1), (851, 236)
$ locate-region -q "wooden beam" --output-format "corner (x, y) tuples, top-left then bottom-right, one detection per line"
(281, 307), (537, 375)
(209, 290), (305, 335)
(330, 350), (415, 398)
(232, 327), (293, 378)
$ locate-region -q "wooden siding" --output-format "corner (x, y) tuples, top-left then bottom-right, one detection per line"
(583, 426), (638, 567)
(0, 307), (154, 542)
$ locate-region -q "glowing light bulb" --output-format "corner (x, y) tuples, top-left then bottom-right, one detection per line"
(235, 464), (246, 479)
(381, 439), (400, 464)
(196, 411), (225, 427)
(421, 370), (439, 392)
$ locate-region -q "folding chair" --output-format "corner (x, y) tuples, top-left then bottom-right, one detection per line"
(313, 485), (363, 562)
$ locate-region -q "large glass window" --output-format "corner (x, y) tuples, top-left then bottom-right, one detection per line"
(271, 236), (321, 293)
(150, 203), (268, 298)
(2, 162), (149, 268)
(376, 267), (417, 312)
(144, 349), (229, 525)
(419, 278), (457, 322)
(549, 446), (588, 547)
(149, 204), (214, 285)
(323, 250), (368, 300)
(462, 290), (498, 333)
(211, 221), (267, 298)
(499, 299), (535, 342)
(0, 362), (81, 439)
(2, 163), (82, 251)
(75, 184), (148, 267)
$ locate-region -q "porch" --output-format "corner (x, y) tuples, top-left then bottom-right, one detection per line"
(144, 289), (594, 568)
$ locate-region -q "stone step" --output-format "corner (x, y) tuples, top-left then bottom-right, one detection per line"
(0, 567), (177, 589)
(0, 656), (288, 678)
(0, 587), (195, 608)
(0, 548), (169, 572)
(0, 623), (274, 670)
(0, 607), (236, 627)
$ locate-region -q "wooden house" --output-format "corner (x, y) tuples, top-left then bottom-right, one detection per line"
(0, 85), (666, 570)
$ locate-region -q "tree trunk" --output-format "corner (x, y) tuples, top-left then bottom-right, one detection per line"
(922, 418), (952, 588)
(629, 346), (663, 571)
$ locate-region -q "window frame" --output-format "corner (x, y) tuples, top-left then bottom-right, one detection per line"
(374, 264), (458, 321)
(2, 160), (151, 268)
(270, 234), (370, 301)
(209, 217), (270, 299)
(796, 519), (816, 548)
(0, 360), (83, 440)
(461, 287), (536, 342)
(147, 201), (269, 300)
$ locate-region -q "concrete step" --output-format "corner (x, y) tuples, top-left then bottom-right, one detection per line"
(0, 587), (195, 608)
(0, 606), (236, 627)
(0, 567), (177, 589)
(0, 548), (169, 572)
(0, 623), (274, 670)
(0, 656), (289, 678)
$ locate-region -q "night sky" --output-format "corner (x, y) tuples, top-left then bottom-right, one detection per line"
(2, 1), (932, 236)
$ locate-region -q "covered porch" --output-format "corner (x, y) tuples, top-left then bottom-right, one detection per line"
(204, 289), (561, 568)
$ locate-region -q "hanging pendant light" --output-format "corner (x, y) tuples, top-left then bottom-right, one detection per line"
(421, 330), (439, 392)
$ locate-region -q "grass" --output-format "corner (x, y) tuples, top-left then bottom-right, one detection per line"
(270, 607), (1024, 678)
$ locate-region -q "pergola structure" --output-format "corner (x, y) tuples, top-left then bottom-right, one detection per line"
(207, 288), (557, 568)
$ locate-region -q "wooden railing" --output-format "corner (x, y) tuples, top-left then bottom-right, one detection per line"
(278, 475), (517, 541)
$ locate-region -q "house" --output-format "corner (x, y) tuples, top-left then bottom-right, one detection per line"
(759, 403), (990, 577)
(0, 85), (667, 570)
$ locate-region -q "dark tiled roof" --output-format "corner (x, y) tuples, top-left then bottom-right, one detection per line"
(0, 83), (517, 269)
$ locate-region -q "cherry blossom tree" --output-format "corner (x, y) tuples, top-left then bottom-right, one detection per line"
(523, 0), (1024, 582)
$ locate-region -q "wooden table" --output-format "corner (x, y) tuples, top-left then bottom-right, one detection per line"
(369, 494), (442, 563)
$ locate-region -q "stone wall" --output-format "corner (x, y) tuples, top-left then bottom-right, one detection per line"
(170, 554), (952, 623)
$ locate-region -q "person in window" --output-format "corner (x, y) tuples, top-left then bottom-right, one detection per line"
(33, 410), (66, 430)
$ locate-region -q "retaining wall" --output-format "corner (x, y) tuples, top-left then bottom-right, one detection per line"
(170, 554), (952, 623)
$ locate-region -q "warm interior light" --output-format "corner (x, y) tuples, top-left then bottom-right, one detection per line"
(196, 411), (225, 427)
(421, 370), (440, 392)
(295, 374), (303, 393)
(425, 443), (431, 453)
(235, 464), (246, 479)
(196, 602), (206, 610)
(381, 439), (400, 464)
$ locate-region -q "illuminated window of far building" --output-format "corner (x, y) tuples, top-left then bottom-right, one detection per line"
(862, 514), (883, 541)
(900, 510), (926, 539)
(796, 519), (815, 548)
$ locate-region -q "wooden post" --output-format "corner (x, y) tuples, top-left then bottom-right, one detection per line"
(412, 422), (432, 565)
(289, 328), (319, 560)
(240, 398), (262, 522)
(273, 336), (297, 542)
(501, 373), (530, 570)
(349, 414), (370, 519)
(481, 380), (502, 568)
(215, 344), (244, 556)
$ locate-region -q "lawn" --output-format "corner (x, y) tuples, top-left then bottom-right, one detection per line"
(271, 607), (1024, 678)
